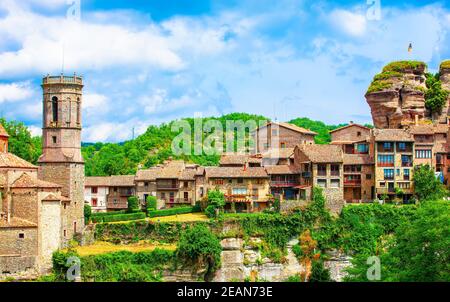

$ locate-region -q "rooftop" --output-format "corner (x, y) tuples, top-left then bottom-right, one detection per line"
(329, 123), (371, 134)
(296, 144), (343, 163)
(0, 153), (37, 169)
(110, 175), (135, 187)
(85, 176), (112, 187)
(373, 129), (414, 142)
(205, 166), (268, 178)
(0, 124), (9, 137)
(11, 173), (61, 189)
(257, 121), (317, 136)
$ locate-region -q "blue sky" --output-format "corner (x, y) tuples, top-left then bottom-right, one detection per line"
(0, 0), (449, 142)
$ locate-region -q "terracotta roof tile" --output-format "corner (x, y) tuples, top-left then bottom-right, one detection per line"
(373, 129), (414, 142)
(219, 154), (249, 165)
(296, 144), (343, 163)
(265, 165), (300, 175)
(180, 169), (196, 180)
(11, 173), (61, 188)
(0, 124), (9, 137)
(408, 124), (434, 135)
(135, 168), (161, 181)
(205, 167), (268, 178)
(262, 148), (295, 159)
(109, 175), (135, 187)
(329, 123), (371, 133)
(0, 152), (37, 169)
(256, 122), (317, 136)
(85, 176), (111, 186)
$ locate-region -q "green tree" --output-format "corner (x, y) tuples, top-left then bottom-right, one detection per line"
(413, 164), (447, 201)
(425, 73), (449, 114)
(176, 224), (222, 280)
(127, 196), (140, 212)
(205, 189), (226, 218)
(146, 195), (157, 211)
(310, 260), (332, 282)
(84, 204), (92, 223)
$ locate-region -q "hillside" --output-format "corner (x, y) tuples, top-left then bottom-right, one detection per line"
(1, 114), (363, 176)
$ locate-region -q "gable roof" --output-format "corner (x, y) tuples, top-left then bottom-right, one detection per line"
(109, 175), (135, 187)
(0, 124), (9, 137)
(262, 148), (295, 159)
(0, 152), (37, 169)
(265, 165), (300, 175)
(85, 176), (111, 187)
(257, 122), (317, 136)
(219, 154), (249, 166)
(11, 173), (61, 189)
(295, 144), (343, 163)
(135, 167), (161, 181)
(329, 123), (371, 134)
(205, 167), (268, 178)
(373, 129), (414, 142)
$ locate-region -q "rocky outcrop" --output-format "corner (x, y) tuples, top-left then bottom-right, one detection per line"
(213, 237), (303, 282)
(439, 61), (450, 121)
(323, 249), (352, 282)
(365, 61), (428, 128)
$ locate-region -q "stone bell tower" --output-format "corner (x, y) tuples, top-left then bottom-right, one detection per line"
(38, 74), (85, 238)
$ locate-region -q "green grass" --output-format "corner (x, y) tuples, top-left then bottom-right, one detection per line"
(382, 61), (427, 73)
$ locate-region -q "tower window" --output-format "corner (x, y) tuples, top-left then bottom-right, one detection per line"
(19, 233), (25, 239)
(52, 96), (58, 122)
(52, 136), (57, 144)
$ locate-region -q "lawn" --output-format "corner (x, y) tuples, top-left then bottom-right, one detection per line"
(67, 241), (176, 256)
(148, 212), (209, 223)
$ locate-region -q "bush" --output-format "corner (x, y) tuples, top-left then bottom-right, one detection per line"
(147, 206), (200, 218)
(310, 260), (332, 282)
(177, 224), (222, 280)
(205, 205), (216, 218)
(92, 212), (146, 223)
(205, 189), (225, 218)
(127, 196), (140, 213)
(146, 195), (157, 211)
(84, 204), (92, 223)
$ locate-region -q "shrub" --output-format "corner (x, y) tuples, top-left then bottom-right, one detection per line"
(146, 195), (157, 211)
(205, 189), (225, 218)
(147, 206), (200, 218)
(310, 260), (332, 282)
(205, 205), (217, 218)
(176, 224), (222, 280)
(413, 164), (447, 201)
(127, 196), (140, 213)
(84, 204), (92, 223)
(93, 212), (146, 223)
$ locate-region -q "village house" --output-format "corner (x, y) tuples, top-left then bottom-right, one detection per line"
(253, 122), (317, 153)
(219, 153), (262, 168)
(373, 129), (415, 202)
(203, 166), (271, 212)
(264, 165), (300, 200)
(135, 166), (160, 207)
(107, 175), (136, 211)
(294, 144), (345, 213)
(330, 123), (375, 203)
(84, 176), (110, 212)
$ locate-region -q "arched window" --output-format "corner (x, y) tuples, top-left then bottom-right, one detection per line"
(52, 96), (58, 122)
(76, 97), (81, 124)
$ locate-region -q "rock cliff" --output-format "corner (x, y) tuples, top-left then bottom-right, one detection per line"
(365, 61), (450, 128)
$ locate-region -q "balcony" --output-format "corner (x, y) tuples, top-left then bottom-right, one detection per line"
(401, 162), (413, 167)
(163, 198), (192, 205)
(119, 189), (134, 197)
(330, 171), (340, 177)
(157, 182), (179, 190)
(378, 162), (394, 167)
(270, 180), (299, 187)
(403, 175), (410, 181)
(43, 75), (83, 85)
(225, 194), (251, 202)
(344, 179), (361, 187)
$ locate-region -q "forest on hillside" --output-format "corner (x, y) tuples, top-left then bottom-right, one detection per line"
(0, 114), (371, 176)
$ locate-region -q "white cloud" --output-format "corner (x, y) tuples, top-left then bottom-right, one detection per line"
(0, 82), (33, 103)
(329, 9), (367, 37)
(27, 125), (42, 137)
(83, 93), (108, 109)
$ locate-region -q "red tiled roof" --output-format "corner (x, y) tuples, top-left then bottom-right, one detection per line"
(11, 173), (61, 188)
(373, 129), (414, 142)
(343, 154), (374, 165)
(265, 165), (300, 175)
(205, 167), (268, 178)
(329, 123), (371, 133)
(295, 144), (343, 163)
(110, 175), (135, 186)
(85, 176), (112, 186)
(0, 124), (9, 137)
(0, 152), (37, 169)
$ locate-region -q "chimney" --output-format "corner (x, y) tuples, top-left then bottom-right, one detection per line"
(349, 121), (354, 125)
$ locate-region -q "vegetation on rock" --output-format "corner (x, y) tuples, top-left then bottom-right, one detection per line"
(381, 61), (427, 73)
(424, 73), (449, 114)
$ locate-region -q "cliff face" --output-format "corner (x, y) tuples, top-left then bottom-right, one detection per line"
(365, 61), (428, 128)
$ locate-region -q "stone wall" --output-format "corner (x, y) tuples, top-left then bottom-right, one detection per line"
(323, 250), (352, 282)
(280, 200), (309, 214)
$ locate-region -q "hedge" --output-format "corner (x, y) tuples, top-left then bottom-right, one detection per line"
(148, 206), (200, 218)
(92, 212), (146, 223)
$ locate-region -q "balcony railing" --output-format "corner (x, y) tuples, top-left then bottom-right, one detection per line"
(330, 171), (340, 176)
(157, 183), (179, 190)
(163, 198), (192, 204)
(401, 162), (413, 167)
(301, 171), (311, 178)
(43, 75), (83, 85)
(317, 171), (327, 176)
(270, 180), (299, 187)
(378, 162), (394, 167)
(344, 179), (361, 186)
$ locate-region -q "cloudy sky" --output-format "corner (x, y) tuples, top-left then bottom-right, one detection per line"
(0, 0), (449, 142)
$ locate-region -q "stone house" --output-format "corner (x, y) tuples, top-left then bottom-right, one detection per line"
(293, 144), (345, 214)
(373, 129), (415, 202)
(135, 167), (160, 207)
(219, 153), (262, 168)
(107, 175), (136, 210)
(84, 176), (110, 212)
(330, 123), (375, 203)
(264, 165), (300, 200)
(261, 148), (295, 166)
(203, 166), (271, 212)
(253, 122), (317, 153)
(0, 124), (67, 276)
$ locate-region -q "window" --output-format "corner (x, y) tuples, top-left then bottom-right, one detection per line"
(252, 188), (258, 198)
(64, 230), (66, 237)
(317, 179), (327, 188)
(378, 154), (394, 165)
(396, 169), (400, 176)
(91, 187), (98, 194)
(184, 192), (189, 201)
(161, 193), (166, 200)
(63, 203), (66, 210)
(113, 187), (117, 192)
(214, 179), (224, 185)
(404, 169), (410, 180)
(52, 136), (57, 144)
(384, 169), (394, 180)
(280, 142), (286, 148)
(383, 142), (392, 150)
(19, 233), (25, 239)
(76, 97), (81, 124)
(51, 96), (58, 122)
(183, 181), (188, 188)
(330, 179), (340, 188)
(228, 179), (233, 184)
(398, 142), (406, 151)
(272, 129), (278, 136)
(416, 150), (431, 159)
(331, 164), (340, 176)
(317, 164), (327, 176)
(366, 174), (372, 180)
(237, 178), (244, 184)
(232, 188), (247, 195)
(91, 198), (98, 207)
(379, 182), (386, 187)
(144, 182), (149, 187)
(357, 131), (361, 137)
(357, 144), (368, 153)
(73, 222), (77, 233)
